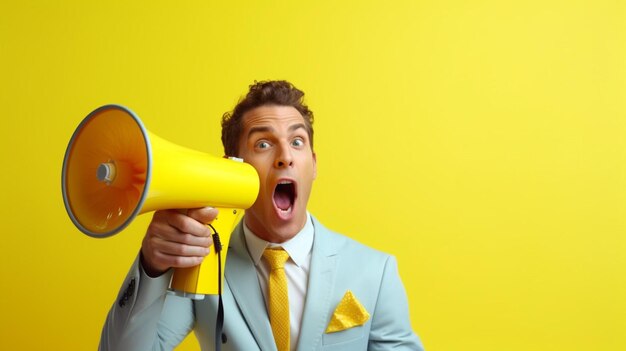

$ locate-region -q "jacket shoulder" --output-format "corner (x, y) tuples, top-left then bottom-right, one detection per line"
(311, 216), (392, 265)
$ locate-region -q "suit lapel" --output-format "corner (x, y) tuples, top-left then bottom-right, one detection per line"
(297, 217), (339, 350)
(225, 223), (276, 351)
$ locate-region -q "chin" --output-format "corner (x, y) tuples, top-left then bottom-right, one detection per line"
(244, 206), (303, 243)
(266, 216), (304, 242)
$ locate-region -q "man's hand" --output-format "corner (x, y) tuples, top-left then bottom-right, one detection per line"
(140, 207), (218, 277)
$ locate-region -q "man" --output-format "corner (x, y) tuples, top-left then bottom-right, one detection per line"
(99, 80), (424, 350)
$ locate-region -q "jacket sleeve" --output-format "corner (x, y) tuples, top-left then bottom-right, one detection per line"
(98, 254), (195, 351)
(368, 256), (425, 351)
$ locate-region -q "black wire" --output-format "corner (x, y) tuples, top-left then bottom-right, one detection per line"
(208, 224), (226, 351)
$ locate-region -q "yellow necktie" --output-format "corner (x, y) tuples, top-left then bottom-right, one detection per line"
(263, 248), (290, 351)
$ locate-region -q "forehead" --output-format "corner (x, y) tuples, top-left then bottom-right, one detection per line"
(241, 105), (306, 133)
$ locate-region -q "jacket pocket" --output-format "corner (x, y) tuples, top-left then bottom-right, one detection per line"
(322, 324), (365, 346)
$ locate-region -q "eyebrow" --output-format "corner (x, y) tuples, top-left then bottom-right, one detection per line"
(247, 123), (307, 139)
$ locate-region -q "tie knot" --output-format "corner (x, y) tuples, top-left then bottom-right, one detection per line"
(263, 248), (290, 270)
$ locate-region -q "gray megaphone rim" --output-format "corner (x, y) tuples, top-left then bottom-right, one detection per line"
(61, 104), (153, 238)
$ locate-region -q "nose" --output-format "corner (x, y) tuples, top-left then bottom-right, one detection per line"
(274, 142), (294, 168)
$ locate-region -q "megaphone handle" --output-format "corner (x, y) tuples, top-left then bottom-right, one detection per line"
(170, 207), (243, 297)
(208, 207), (244, 250)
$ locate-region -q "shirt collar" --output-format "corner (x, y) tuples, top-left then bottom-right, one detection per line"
(243, 212), (314, 268)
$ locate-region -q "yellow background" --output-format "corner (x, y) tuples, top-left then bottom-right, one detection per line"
(1, 1), (624, 350)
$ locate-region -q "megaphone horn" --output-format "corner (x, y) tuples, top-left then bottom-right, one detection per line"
(62, 104), (259, 298)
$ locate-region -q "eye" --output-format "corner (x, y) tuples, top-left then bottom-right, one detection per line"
(256, 141), (271, 149)
(291, 138), (304, 147)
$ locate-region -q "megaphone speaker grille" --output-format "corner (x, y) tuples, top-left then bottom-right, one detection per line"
(62, 105), (151, 237)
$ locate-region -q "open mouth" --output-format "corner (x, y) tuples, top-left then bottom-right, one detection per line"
(273, 180), (296, 214)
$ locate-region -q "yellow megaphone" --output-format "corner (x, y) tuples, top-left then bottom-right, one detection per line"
(62, 104), (259, 299)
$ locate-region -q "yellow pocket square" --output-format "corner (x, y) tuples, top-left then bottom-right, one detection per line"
(325, 290), (370, 333)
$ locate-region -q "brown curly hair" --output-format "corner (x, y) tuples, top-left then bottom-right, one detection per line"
(221, 80), (314, 156)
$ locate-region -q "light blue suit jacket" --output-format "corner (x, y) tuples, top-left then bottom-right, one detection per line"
(99, 216), (424, 350)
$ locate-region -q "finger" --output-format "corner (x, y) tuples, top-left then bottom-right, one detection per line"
(146, 220), (214, 247)
(175, 232), (213, 247)
(153, 238), (211, 257)
(165, 211), (214, 237)
(187, 207), (219, 225)
(147, 213), (197, 241)
(151, 250), (206, 269)
(141, 240), (202, 275)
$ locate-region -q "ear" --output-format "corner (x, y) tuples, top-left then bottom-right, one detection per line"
(312, 152), (317, 180)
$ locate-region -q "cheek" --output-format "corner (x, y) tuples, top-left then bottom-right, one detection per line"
(309, 157), (317, 179)
(250, 163), (271, 188)
(241, 154), (266, 176)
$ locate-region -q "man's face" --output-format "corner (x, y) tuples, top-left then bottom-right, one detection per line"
(237, 104), (317, 243)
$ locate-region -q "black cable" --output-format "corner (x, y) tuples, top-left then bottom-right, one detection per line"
(208, 224), (226, 351)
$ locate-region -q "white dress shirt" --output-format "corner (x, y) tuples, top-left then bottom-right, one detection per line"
(242, 213), (314, 351)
